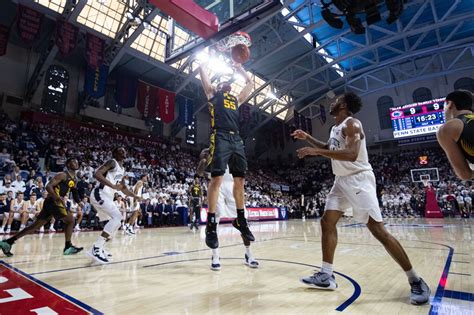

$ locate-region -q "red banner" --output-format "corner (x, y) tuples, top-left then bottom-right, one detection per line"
(137, 80), (159, 119)
(0, 261), (100, 314)
(55, 19), (79, 56)
(17, 5), (43, 44)
(200, 207), (280, 223)
(158, 88), (176, 123)
(85, 33), (104, 67)
(0, 24), (9, 56)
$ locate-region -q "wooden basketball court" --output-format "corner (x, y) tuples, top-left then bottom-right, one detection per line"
(1, 218), (472, 314)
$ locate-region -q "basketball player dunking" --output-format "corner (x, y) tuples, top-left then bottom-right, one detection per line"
(292, 92), (430, 305)
(88, 147), (141, 264)
(125, 174), (148, 235)
(197, 148), (259, 270)
(199, 63), (254, 249)
(437, 90), (474, 180)
(0, 158), (83, 256)
(189, 177), (203, 230)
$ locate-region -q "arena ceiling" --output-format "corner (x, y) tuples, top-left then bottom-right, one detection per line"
(2, 0), (474, 134)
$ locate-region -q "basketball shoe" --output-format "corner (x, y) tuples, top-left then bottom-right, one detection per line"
(210, 256), (221, 271)
(232, 218), (255, 241)
(205, 222), (218, 249)
(300, 271), (337, 290)
(409, 278), (430, 305)
(244, 254), (259, 268)
(64, 245), (83, 255)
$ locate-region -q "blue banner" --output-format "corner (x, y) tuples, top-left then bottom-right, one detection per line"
(84, 64), (108, 98)
(115, 73), (137, 108)
(177, 95), (194, 126)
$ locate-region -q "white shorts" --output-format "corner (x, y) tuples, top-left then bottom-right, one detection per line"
(216, 181), (237, 219)
(11, 213), (21, 220)
(91, 192), (119, 222)
(28, 213), (35, 219)
(325, 171), (383, 223)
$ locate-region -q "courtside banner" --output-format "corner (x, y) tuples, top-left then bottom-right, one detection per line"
(200, 207), (280, 223)
(0, 261), (102, 314)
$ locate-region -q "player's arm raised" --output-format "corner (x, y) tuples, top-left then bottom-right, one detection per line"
(291, 129), (328, 149)
(199, 64), (215, 100)
(235, 64), (253, 104)
(94, 159), (122, 190)
(297, 119), (361, 161)
(437, 121), (473, 180)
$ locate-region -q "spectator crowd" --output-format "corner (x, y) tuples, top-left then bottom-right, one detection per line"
(0, 111), (472, 234)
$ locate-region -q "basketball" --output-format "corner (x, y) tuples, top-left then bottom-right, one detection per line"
(231, 44), (250, 64)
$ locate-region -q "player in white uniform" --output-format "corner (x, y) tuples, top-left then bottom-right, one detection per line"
(88, 147), (141, 264)
(292, 92), (430, 305)
(124, 174), (147, 235)
(198, 149), (259, 271)
(23, 193), (38, 222)
(3, 192), (25, 233)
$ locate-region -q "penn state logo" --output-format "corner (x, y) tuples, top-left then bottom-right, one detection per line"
(281, 208), (286, 218)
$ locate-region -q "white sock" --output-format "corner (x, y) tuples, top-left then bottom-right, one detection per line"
(406, 268), (420, 283)
(245, 246), (252, 259)
(321, 261), (333, 276)
(212, 248), (220, 262)
(94, 236), (107, 249)
(20, 225), (25, 229)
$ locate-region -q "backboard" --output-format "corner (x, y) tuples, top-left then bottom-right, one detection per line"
(410, 168), (440, 183)
(151, 0), (282, 64)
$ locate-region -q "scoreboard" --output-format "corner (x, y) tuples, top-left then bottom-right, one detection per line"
(390, 97), (445, 139)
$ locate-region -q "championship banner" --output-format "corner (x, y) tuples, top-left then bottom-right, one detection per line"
(0, 24), (9, 56)
(84, 64), (108, 98)
(158, 88), (176, 123)
(55, 19), (78, 56)
(319, 104), (326, 125)
(17, 5), (43, 44)
(177, 95), (194, 126)
(85, 33), (104, 67)
(293, 111), (300, 130)
(115, 74), (138, 109)
(136, 80), (159, 118)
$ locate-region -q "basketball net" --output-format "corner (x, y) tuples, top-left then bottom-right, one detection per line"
(215, 31), (252, 52)
(422, 179), (429, 188)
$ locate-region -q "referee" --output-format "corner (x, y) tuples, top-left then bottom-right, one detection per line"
(199, 62), (254, 249)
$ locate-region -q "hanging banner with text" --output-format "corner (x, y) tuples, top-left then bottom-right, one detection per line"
(84, 64), (108, 98)
(115, 73), (137, 108)
(239, 103), (251, 123)
(85, 33), (104, 67)
(17, 5), (43, 44)
(55, 19), (79, 56)
(158, 88), (176, 123)
(0, 24), (9, 56)
(136, 80), (159, 118)
(177, 95), (194, 126)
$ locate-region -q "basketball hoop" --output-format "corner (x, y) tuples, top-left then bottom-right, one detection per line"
(216, 31), (252, 52)
(422, 179), (429, 187)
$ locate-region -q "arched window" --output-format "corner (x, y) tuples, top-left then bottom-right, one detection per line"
(412, 87), (432, 102)
(454, 77), (474, 92)
(377, 95), (394, 130)
(42, 65), (69, 114)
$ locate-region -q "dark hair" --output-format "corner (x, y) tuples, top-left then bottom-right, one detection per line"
(66, 157), (77, 166)
(112, 147), (123, 158)
(446, 90), (472, 111)
(140, 174), (147, 180)
(343, 92), (363, 114)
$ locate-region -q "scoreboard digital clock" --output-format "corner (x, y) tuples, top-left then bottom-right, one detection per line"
(390, 97), (446, 139)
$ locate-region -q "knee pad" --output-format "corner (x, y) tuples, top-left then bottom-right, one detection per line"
(103, 212), (122, 235)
